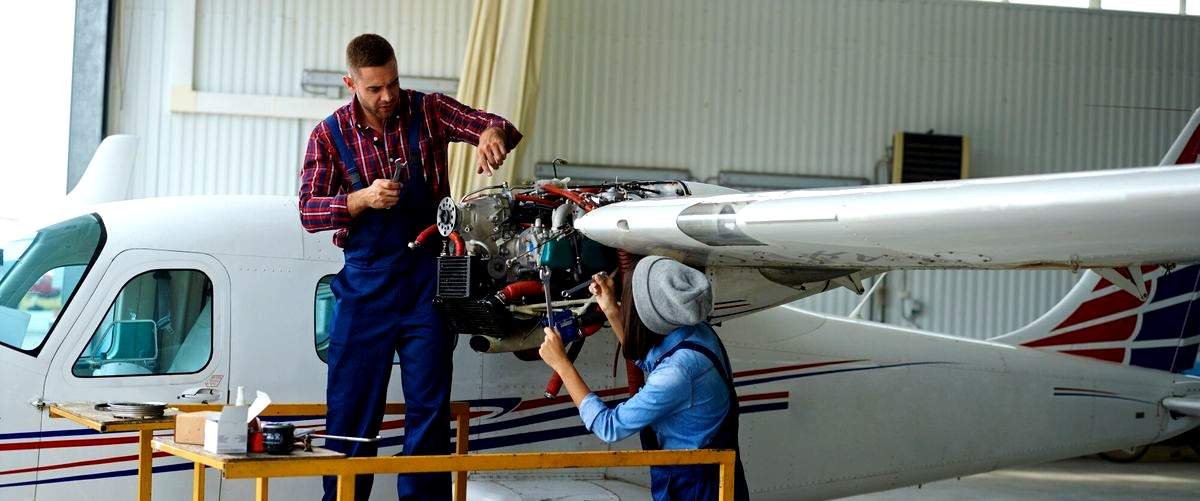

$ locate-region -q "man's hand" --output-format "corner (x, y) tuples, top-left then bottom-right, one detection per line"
(539, 327), (570, 371)
(589, 272), (618, 315)
(348, 179), (401, 217)
(476, 127), (509, 177)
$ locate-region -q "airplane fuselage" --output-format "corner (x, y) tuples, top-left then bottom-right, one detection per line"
(2, 196), (1197, 500)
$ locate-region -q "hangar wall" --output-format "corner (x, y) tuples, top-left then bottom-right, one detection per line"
(521, 0), (1200, 337)
(106, 0), (473, 198)
(107, 0), (1200, 339)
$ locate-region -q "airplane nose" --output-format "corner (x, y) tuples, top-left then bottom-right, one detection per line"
(575, 203), (673, 249)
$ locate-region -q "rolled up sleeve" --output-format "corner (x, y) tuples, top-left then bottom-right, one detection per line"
(298, 124), (352, 232)
(429, 93), (523, 150)
(577, 363), (691, 443)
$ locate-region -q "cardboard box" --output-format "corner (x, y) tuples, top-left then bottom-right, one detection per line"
(174, 411), (218, 445)
(203, 406), (248, 454)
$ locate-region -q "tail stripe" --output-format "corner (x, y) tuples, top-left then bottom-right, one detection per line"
(1161, 107), (1200, 166)
(1026, 317), (1137, 348)
(1054, 287), (1146, 331)
(1013, 265), (1200, 373)
(1060, 348), (1125, 363)
(1173, 123), (1200, 165)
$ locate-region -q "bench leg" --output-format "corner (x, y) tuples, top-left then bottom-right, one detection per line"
(719, 460), (734, 501)
(256, 477), (269, 501)
(138, 430), (153, 501)
(336, 474), (355, 501)
(193, 463), (205, 501)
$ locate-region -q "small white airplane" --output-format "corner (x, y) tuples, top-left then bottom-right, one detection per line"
(2, 108), (1199, 500)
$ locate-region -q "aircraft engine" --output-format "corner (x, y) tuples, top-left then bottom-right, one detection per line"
(416, 179), (690, 358)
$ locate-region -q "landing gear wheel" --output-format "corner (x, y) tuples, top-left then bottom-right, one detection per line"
(1098, 445), (1150, 463)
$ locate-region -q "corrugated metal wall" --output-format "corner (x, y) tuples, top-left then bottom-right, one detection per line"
(107, 0), (1200, 339)
(106, 0), (473, 198)
(520, 0), (1200, 338)
(524, 0), (1200, 182)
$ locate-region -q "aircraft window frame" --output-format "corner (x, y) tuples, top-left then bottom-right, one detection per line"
(314, 274), (401, 364)
(0, 213), (107, 357)
(72, 268), (214, 378)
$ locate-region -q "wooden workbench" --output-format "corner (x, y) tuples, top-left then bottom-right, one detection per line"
(153, 438), (343, 500)
(154, 436), (737, 501)
(48, 403), (179, 501)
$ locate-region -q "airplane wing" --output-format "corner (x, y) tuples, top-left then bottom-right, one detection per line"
(575, 165), (1200, 274)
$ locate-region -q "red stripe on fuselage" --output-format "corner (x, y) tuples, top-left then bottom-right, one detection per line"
(512, 386), (633, 413)
(733, 360), (863, 379)
(738, 391), (788, 403)
(0, 436), (138, 452)
(0, 451), (171, 476)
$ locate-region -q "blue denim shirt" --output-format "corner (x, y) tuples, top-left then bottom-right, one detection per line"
(578, 323), (731, 449)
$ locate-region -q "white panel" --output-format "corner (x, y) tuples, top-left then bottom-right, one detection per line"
(108, 0), (473, 199)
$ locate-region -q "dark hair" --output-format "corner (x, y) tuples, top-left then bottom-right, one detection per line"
(619, 257), (666, 362)
(346, 34), (395, 71)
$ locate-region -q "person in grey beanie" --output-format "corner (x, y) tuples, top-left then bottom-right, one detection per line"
(540, 256), (749, 500)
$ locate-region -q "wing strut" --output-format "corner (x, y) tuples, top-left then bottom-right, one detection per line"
(1093, 265), (1149, 301)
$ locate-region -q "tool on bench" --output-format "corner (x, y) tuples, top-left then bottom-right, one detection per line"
(295, 429), (382, 453)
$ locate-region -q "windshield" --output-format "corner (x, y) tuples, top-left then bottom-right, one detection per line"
(0, 214), (105, 355)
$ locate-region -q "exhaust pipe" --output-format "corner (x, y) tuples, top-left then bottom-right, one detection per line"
(469, 326), (543, 353)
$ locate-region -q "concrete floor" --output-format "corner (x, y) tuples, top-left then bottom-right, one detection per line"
(845, 453), (1200, 500)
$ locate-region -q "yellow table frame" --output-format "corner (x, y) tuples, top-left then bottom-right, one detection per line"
(171, 402), (471, 501)
(48, 404), (176, 501)
(153, 438), (737, 501)
(48, 401), (471, 501)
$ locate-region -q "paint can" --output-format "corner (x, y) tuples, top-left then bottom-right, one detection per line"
(262, 422), (295, 455)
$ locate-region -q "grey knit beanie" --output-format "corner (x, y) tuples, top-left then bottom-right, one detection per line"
(632, 256), (713, 335)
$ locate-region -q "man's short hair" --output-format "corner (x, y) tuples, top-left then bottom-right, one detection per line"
(346, 34), (395, 72)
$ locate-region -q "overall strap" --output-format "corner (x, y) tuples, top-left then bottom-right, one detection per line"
(403, 93), (426, 184)
(640, 334), (738, 452)
(656, 341), (734, 387)
(324, 114), (365, 191)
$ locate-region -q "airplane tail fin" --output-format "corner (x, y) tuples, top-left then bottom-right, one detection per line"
(1160, 107), (1200, 166)
(66, 134), (138, 205)
(990, 265), (1200, 373)
(991, 108), (1200, 373)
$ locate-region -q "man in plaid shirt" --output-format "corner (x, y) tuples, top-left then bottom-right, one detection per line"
(298, 34), (521, 501)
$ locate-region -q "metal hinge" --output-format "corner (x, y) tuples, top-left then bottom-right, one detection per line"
(28, 397), (46, 410)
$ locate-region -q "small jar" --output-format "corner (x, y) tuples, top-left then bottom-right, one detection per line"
(261, 422), (295, 455)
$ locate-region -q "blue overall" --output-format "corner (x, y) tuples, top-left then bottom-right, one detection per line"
(321, 94), (454, 501)
(640, 334), (750, 501)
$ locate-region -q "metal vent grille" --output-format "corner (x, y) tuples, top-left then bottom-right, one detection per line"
(436, 256), (472, 299)
(892, 132), (969, 183)
(443, 299), (510, 337)
(435, 295), (515, 337)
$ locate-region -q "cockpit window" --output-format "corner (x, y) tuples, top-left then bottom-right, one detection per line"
(0, 214), (105, 355)
(73, 269), (213, 377)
